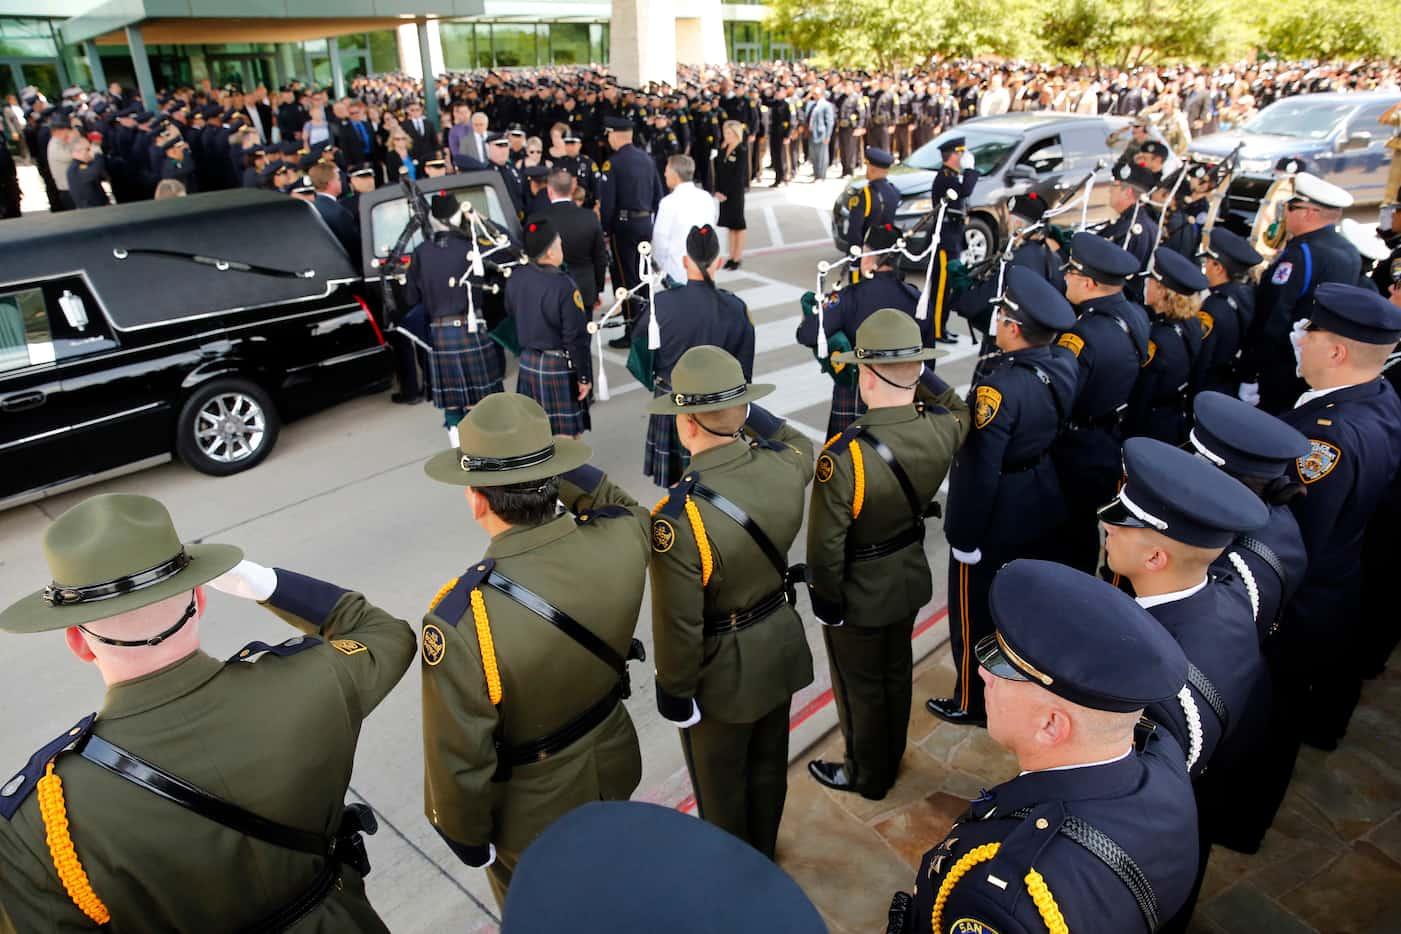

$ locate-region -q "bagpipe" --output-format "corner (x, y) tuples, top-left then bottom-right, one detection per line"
(585, 240), (663, 401)
(447, 203), (529, 354)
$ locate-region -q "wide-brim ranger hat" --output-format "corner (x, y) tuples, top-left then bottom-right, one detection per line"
(424, 393), (591, 487)
(0, 494), (242, 634)
(831, 307), (945, 365)
(646, 345), (774, 416)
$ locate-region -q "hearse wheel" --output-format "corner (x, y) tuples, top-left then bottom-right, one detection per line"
(176, 378), (281, 476)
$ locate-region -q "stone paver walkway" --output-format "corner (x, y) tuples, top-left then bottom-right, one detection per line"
(776, 644), (1401, 934)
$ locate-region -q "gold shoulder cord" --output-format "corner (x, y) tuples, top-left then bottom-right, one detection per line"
(931, 842), (1068, 934)
(848, 440), (866, 519)
(469, 589), (502, 706)
(37, 762), (111, 925)
(652, 496), (713, 587)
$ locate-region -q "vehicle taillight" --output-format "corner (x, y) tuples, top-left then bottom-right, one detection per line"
(353, 294), (386, 346)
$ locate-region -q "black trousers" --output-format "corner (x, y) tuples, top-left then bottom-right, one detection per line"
(824, 618), (915, 797)
(388, 303), (430, 398)
(947, 557), (997, 719)
(769, 134), (789, 183)
(609, 216), (651, 331)
(680, 702), (791, 860)
(837, 128), (861, 176)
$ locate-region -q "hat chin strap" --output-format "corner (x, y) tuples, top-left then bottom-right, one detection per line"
(78, 591), (197, 648)
(869, 363), (922, 391)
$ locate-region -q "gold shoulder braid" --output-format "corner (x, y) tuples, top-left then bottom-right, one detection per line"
(428, 576), (459, 612)
(683, 498), (714, 587)
(469, 589), (503, 705)
(37, 761), (111, 925)
(849, 440), (866, 519)
(931, 842), (1067, 934)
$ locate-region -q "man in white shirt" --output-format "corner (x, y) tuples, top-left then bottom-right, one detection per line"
(978, 73), (1010, 117)
(650, 154), (718, 285)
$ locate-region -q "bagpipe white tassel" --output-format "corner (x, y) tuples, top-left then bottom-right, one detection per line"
(815, 261), (830, 360)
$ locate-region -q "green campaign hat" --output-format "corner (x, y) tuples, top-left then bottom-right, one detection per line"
(645, 345), (774, 416)
(424, 393), (591, 487)
(831, 307), (945, 365)
(0, 494), (243, 634)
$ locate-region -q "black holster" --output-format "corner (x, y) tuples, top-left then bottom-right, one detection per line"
(336, 803), (379, 878)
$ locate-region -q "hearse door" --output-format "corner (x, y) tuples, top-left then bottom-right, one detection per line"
(0, 283), (83, 500)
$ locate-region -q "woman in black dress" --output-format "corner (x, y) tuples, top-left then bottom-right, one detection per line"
(715, 120), (749, 270)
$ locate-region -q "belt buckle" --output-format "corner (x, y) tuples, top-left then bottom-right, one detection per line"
(534, 749), (549, 764)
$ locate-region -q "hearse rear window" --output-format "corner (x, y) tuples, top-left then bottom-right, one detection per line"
(0, 289), (51, 373)
(370, 185), (510, 259)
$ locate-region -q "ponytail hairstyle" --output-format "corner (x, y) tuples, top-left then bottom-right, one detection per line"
(686, 224), (721, 288)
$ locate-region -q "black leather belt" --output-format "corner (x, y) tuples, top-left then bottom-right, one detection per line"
(617, 209), (651, 221)
(847, 523), (926, 562)
(1068, 411), (1121, 432)
(241, 860), (339, 934)
(1186, 661), (1229, 732)
(524, 348), (569, 359)
(499, 683), (624, 767)
(704, 587), (788, 635)
(1003, 451), (1049, 474)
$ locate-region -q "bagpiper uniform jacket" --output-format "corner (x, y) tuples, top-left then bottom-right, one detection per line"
(0, 572), (415, 933)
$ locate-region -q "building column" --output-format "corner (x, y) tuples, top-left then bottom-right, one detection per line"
(124, 24), (158, 108)
(415, 20), (438, 127)
(610, 0), (677, 87)
(84, 40), (107, 90)
(329, 36), (346, 98)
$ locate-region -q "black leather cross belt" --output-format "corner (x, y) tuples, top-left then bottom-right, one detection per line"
(847, 523), (925, 562)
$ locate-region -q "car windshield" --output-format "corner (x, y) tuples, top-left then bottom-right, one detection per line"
(905, 129), (1018, 172)
(1240, 99), (1355, 140)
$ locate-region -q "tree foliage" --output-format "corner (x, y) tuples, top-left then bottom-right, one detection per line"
(764, 0), (1396, 68)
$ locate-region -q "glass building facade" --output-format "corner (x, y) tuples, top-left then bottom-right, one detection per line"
(438, 21), (610, 69)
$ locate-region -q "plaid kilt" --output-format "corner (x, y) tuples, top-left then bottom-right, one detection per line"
(518, 349), (587, 436)
(644, 410), (689, 488)
(826, 378), (867, 438)
(429, 322), (505, 411)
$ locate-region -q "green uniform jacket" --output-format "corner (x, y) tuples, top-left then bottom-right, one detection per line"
(807, 384), (970, 628)
(420, 498), (648, 858)
(648, 407), (817, 724)
(0, 571), (415, 934)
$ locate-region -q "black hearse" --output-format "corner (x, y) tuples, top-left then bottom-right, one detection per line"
(0, 172), (519, 510)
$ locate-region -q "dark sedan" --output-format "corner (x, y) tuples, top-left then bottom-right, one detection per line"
(0, 189), (392, 510)
(831, 113), (1131, 265)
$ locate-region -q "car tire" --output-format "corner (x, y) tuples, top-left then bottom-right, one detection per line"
(961, 217), (995, 266)
(176, 378), (280, 477)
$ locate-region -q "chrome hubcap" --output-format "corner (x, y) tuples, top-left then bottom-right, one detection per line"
(194, 392), (266, 463)
(962, 228), (989, 265)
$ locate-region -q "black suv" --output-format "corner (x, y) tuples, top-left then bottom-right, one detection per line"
(831, 112), (1132, 264)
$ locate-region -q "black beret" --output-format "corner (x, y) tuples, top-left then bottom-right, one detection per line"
(685, 224), (720, 266)
(522, 216), (558, 257)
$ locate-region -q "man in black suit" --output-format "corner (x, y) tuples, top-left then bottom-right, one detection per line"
(403, 101), (438, 164)
(337, 99), (380, 178)
(306, 162), (360, 259)
(529, 167), (609, 314)
(232, 88), (273, 144)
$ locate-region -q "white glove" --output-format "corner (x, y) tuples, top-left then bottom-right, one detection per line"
(1290, 318), (1309, 375)
(959, 150), (976, 172)
(480, 843), (497, 869)
(208, 560), (278, 602)
(675, 699), (702, 729)
(951, 547), (983, 566)
(1238, 382), (1261, 407)
(817, 617), (845, 628)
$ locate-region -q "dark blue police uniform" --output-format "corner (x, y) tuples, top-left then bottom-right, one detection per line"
(1244, 225), (1361, 413)
(900, 560), (1199, 934)
(845, 147), (901, 251)
(933, 268), (1078, 724)
(598, 120), (664, 340)
(507, 239), (594, 436)
(1123, 249), (1210, 445)
(1049, 234), (1151, 573)
(926, 139), (980, 341)
(634, 280), (756, 486)
(1196, 229), (1264, 397)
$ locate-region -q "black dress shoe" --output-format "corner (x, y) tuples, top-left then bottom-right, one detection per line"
(723, 259), (741, 270)
(391, 392), (422, 405)
(607, 336), (631, 349)
(807, 760), (886, 800)
(925, 697), (986, 727)
(935, 333), (961, 345)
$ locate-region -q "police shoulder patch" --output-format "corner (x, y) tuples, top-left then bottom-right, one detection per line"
(573, 289), (585, 311)
(1271, 261), (1293, 285)
(950, 920), (1000, 934)
(331, 639), (367, 656)
(601, 159), (611, 172)
(652, 517), (677, 553)
(1144, 339), (1157, 367)
(1196, 310), (1214, 339)
(974, 386), (1002, 429)
(1056, 333), (1084, 357)
(816, 453), (836, 483)
(421, 624), (446, 667)
(1297, 439), (1340, 484)
(848, 195), (860, 209)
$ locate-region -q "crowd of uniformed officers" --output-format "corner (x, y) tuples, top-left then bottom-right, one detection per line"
(3, 68), (1401, 934)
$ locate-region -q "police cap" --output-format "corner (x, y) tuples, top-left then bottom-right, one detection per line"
(1098, 437), (1269, 548)
(1200, 228), (1262, 276)
(863, 147), (894, 168)
(603, 116), (634, 132)
(998, 265), (1076, 332)
(1190, 391), (1310, 480)
(1308, 282), (1401, 345)
(1290, 171), (1353, 209)
(1149, 248), (1208, 295)
(523, 164), (549, 180)
(979, 559), (1188, 712)
(501, 802), (824, 933)
(1067, 232), (1140, 285)
(938, 136), (966, 157)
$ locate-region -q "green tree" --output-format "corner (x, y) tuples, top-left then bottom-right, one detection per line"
(1257, 0), (1401, 58)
